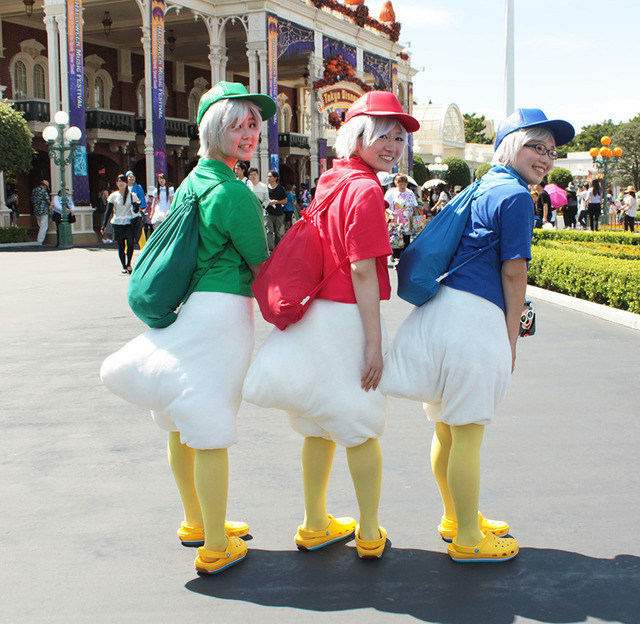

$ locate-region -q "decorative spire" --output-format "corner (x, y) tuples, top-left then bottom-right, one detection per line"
(379, 1), (396, 25)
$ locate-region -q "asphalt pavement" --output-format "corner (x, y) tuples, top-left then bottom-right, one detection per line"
(1, 245), (639, 624)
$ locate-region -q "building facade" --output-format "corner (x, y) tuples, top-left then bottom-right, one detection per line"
(0, 0), (417, 241)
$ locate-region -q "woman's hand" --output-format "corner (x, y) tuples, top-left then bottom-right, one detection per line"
(361, 342), (383, 392)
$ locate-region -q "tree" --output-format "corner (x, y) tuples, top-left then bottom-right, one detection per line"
(413, 154), (428, 186)
(475, 163), (491, 180)
(463, 112), (493, 144)
(0, 100), (34, 174)
(548, 167), (572, 189)
(565, 119), (619, 153)
(442, 156), (471, 189)
(612, 116), (640, 189)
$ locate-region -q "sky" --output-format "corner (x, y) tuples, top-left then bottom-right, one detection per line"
(366, 0), (640, 133)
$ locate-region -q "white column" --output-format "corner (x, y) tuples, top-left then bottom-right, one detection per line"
(247, 48), (260, 168)
(208, 45), (222, 85)
(55, 14), (73, 195)
(257, 47), (270, 175)
(141, 25), (155, 189)
(43, 15), (61, 194)
(504, 0), (515, 117)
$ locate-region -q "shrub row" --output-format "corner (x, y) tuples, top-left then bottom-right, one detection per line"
(0, 227), (30, 244)
(534, 238), (640, 261)
(528, 246), (640, 314)
(532, 228), (640, 246)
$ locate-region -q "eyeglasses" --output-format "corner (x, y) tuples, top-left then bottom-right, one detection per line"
(524, 143), (559, 160)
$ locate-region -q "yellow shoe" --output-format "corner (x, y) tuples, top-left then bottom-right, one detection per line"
(294, 514), (356, 551)
(355, 526), (387, 559)
(178, 520), (250, 547)
(195, 537), (248, 574)
(447, 531), (519, 563)
(438, 512), (509, 543)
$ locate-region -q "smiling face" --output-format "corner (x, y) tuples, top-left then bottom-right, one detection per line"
(356, 121), (405, 173)
(213, 113), (261, 169)
(513, 136), (556, 185)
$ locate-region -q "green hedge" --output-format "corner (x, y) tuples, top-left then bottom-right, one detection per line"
(529, 246), (640, 313)
(532, 229), (640, 246)
(0, 227), (30, 243)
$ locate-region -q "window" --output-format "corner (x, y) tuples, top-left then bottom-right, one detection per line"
(33, 64), (46, 99)
(14, 61), (27, 100)
(95, 77), (104, 109)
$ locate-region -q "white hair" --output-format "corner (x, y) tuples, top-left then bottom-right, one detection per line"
(198, 99), (263, 159)
(492, 127), (554, 168)
(333, 115), (408, 159)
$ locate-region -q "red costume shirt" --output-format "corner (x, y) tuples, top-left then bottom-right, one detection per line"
(313, 157), (392, 303)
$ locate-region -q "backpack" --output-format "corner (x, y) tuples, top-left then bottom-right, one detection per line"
(397, 180), (497, 306)
(252, 174), (367, 331)
(127, 180), (225, 328)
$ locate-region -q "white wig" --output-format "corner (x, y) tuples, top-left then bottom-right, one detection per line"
(334, 115), (408, 159)
(492, 127), (554, 168)
(198, 99), (263, 159)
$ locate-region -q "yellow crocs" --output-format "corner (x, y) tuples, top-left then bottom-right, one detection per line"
(438, 512), (509, 543)
(194, 537), (248, 575)
(447, 531), (519, 563)
(295, 514), (357, 551)
(178, 520), (250, 547)
(355, 526), (387, 559)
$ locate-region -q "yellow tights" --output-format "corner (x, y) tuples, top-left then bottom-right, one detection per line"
(431, 422), (485, 546)
(301, 436), (382, 541)
(168, 432), (229, 552)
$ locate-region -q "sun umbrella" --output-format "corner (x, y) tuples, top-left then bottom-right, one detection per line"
(423, 179), (445, 189)
(377, 172), (394, 186)
(544, 183), (568, 208)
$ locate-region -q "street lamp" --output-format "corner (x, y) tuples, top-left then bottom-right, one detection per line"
(589, 136), (622, 227)
(43, 111), (82, 249)
(428, 156), (448, 181)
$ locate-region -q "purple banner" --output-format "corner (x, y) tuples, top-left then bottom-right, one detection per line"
(267, 14), (279, 172)
(67, 0), (89, 203)
(151, 0), (166, 176)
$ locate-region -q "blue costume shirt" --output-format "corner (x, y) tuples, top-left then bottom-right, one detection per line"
(442, 166), (534, 313)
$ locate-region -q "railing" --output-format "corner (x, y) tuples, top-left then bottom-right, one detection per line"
(85, 109), (135, 132)
(12, 100), (50, 122)
(166, 117), (189, 137)
(279, 132), (310, 149)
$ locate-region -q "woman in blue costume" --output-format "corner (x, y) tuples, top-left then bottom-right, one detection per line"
(381, 109), (574, 562)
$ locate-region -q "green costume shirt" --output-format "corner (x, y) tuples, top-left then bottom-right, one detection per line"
(178, 159), (269, 297)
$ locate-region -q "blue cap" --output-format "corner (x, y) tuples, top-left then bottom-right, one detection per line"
(494, 108), (575, 151)
(125, 170), (134, 178)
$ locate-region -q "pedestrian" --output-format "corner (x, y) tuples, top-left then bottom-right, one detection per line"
(51, 190), (76, 247)
(381, 108), (574, 563)
(148, 173), (174, 231)
(564, 184), (578, 229)
(587, 178), (602, 231)
(100, 81), (276, 575)
(31, 180), (51, 244)
(125, 170), (147, 245)
(243, 91), (420, 560)
(535, 181), (553, 228)
(384, 173), (418, 264)
(247, 167), (270, 211)
(299, 183), (311, 210)
(6, 184), (19, 227)
(101, 174), (141, 273)
(283, 183), (297, 231)
(265, 169), (287, 250)
(234, 160), (250, 185)
(621, 185), (637, 232)
(577, 183), (589, 229)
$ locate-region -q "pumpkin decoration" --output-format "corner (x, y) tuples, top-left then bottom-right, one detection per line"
(344, 0), (364, 5)
(379, 1), (396, 24)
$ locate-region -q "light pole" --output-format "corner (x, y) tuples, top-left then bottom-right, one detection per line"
(428, 156), (449, 182)
(589, 136), (622, 227)
(42, 111), (82, 249)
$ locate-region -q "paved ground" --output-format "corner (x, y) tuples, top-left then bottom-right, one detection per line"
(2, 245), (639, 624)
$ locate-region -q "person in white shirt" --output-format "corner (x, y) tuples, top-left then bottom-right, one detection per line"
(149, 173), (175, 230)
(577, 184), (589, 229)
(51, 191), (76, 247)
(247, 167), (270, 213)
(622, 185), (637, 232)
(234, 161), (251, 185)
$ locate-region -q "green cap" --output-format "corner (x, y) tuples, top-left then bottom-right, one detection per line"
(197, 81), (277, 125)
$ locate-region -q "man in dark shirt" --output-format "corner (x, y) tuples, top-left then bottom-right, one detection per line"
(266, 170), (287, 250)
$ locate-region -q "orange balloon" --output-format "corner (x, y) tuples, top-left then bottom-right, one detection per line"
(601, 136), (611, 146)
(613, 147), (622, 157)
(590, 147), (600, 158)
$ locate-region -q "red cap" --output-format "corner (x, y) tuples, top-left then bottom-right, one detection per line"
(344, 91), (420, 133)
